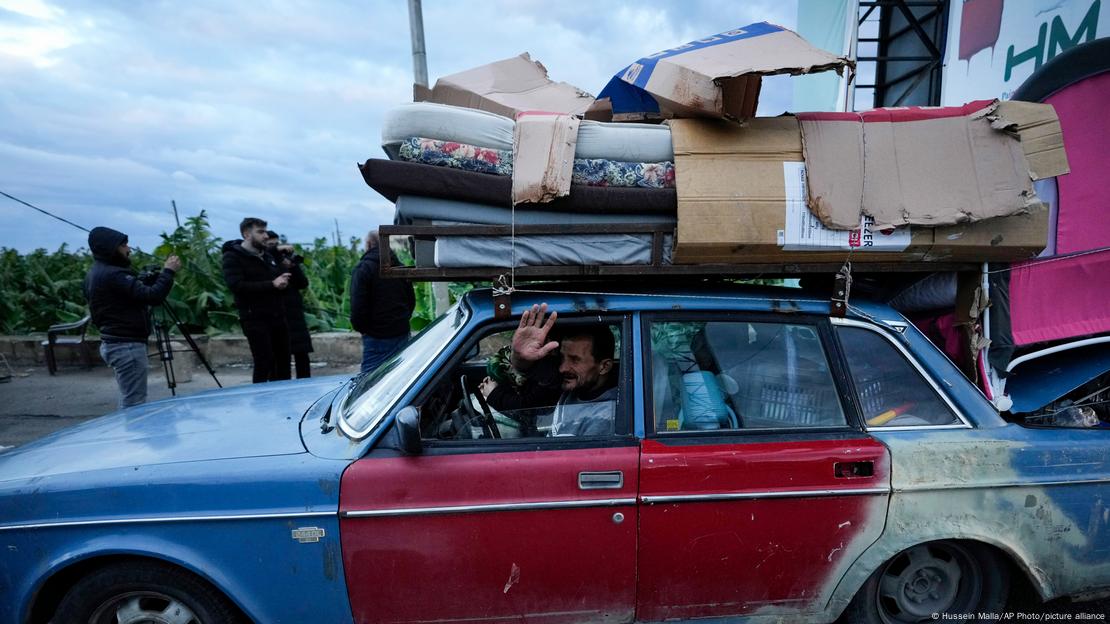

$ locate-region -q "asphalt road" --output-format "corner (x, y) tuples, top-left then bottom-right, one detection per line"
(1, 365), (1107, 617)
(0, 361), (356, 448)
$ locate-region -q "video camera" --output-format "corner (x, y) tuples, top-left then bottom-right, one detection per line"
(136, 264), (163, 286)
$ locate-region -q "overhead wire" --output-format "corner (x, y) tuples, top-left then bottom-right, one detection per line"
(0, 189), (90, 233)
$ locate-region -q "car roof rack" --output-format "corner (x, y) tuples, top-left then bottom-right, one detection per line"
(377, 224), (977, 282)
(378, 223), (977, 321)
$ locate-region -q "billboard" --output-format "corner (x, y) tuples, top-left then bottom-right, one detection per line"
(941, 0), (1107, 104)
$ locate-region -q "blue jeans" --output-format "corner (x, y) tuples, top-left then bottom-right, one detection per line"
(360, 334), (408, 374)
(100, 341), (149, 408)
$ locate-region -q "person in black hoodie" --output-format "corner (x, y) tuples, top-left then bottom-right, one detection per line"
(84, 226), (180, 408)
(265, 230), (313, 379)
(350, 229), (415, 373)
(222, 217), (307, 383)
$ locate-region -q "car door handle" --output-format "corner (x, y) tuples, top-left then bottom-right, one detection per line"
(578, 471), (624, 490)
(835, 461), (875, 478)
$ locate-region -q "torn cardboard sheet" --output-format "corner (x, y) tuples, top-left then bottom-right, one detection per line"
(414, 53), (595, 119)
(512, 113), (580, 205)
(797, 100), (1069, 231)
(594, 22), (851, 121)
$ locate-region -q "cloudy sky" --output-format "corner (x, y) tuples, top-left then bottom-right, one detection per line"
(0, 0), (797, 253)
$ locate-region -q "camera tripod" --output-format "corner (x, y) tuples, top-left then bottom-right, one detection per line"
(151, 304), (221, 395)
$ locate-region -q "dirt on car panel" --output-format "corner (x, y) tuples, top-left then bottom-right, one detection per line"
(770, 300), (801, 314)
(323, 540), (339, 581)
(570, 295), (609, 312)
(872, 430), (1110, 601)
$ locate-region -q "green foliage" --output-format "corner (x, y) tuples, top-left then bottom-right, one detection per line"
(0, 211), (459, 335)
(0, 244), (91, 334)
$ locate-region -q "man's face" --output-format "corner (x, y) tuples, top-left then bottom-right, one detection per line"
(116, 242), (131, 259)
(264, 236), (279, 250)
(243, 225), (269, 247)
(558, 336), (612, 393)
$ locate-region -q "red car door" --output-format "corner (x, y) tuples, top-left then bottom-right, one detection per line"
(636, 315), (891, 620)
(341, 446), (639, 623)
(340, 316), (639, 623)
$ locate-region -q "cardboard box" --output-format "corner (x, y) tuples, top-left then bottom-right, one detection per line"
(797, 100), (1069, 230)
(670, 116), (1047, 265)
(594, 22), (850, 121)
(414, 53), (594, 119)
(929, 204), (1050, 262)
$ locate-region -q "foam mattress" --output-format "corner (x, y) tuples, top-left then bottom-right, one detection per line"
(396, 195), (676, 226)
(381, 102), (674, 162)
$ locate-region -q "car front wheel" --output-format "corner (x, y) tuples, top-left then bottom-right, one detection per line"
(54, 560), (243, 624)
(842, 541), (1010, 624)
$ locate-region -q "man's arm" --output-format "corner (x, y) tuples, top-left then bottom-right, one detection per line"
(486, 356), (562, 411)
(113, 269), (175, 304)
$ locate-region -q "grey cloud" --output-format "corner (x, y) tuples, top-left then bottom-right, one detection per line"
(1, 0), (799, 253)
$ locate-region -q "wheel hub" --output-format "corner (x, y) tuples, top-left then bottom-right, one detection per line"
(91, 591), (199, 624)
(876, 543), (981, 623)
(904, 567), (951, 606)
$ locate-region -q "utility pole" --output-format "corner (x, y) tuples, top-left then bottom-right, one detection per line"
(408, 0), (429, 88)
(408, 0), (450, 315)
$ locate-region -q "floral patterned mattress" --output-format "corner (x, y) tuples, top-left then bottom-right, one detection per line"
(397, 137), (676, 189)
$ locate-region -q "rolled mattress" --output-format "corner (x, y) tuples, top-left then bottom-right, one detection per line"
(381, 102), (673, 162)
(434, 234), (674, 268)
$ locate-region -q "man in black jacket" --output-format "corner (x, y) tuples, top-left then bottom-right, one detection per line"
(222, 217), (307, 383)
(265, 230), (313, 379)
(350, 229), (415, 373)
(84, 226), (180, 408)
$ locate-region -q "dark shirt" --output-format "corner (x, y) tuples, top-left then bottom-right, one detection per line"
(221, 240), (307, 322)
(349, 247), (415, 338)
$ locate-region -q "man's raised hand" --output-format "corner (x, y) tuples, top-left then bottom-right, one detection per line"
(510, 303), (559, 370)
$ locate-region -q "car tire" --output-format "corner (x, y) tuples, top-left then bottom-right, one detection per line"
(54, 560), (243, 624)
(841, 541), (1010, 624)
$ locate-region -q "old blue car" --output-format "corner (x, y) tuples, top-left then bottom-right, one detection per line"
(1, 285), (1108, 624)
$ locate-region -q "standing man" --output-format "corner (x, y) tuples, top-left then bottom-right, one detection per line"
(265, 230), (314, 379)
(222, 217), (306, 383)
(84, 226), (180, 408)
(350, 229), (415, 373)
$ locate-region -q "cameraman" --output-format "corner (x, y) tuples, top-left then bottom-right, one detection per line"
(265, 230), (313, 379)
(84, 226), (180, 408)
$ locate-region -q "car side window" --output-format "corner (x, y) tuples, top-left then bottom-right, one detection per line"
(837, 326), (960, 428)
(648, 320), (847, 432)
(417, 321), (624, 441)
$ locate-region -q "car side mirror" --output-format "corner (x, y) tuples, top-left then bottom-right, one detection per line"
(395, 406), (423, 455)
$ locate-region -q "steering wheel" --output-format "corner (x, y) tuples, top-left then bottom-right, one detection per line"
(459, 375), (500, 439)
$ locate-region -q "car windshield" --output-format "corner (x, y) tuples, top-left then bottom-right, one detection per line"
(338, 303), (469, 438)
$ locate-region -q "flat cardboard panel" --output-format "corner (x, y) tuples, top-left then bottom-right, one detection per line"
(416, 53), (594, 119)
